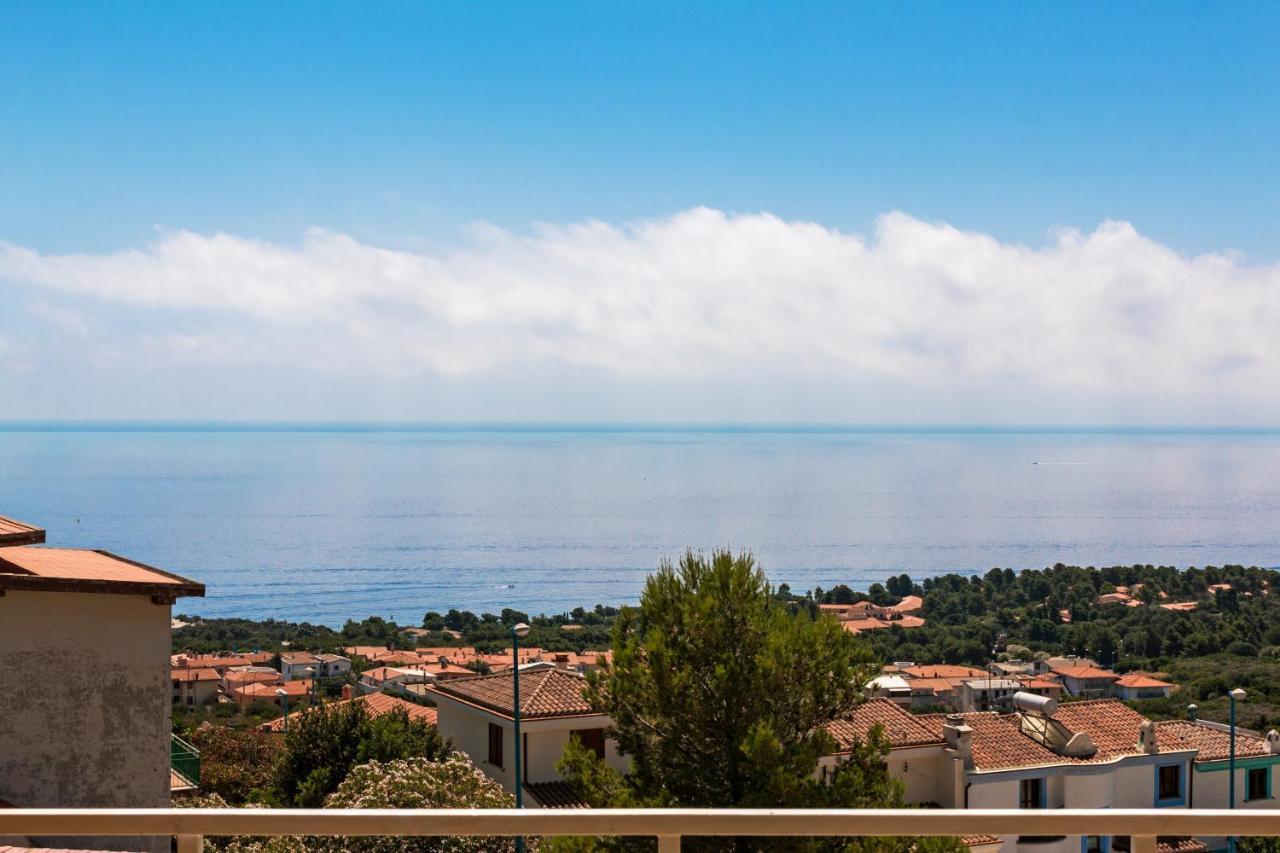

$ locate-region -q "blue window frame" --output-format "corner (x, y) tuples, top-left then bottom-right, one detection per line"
(1154, 763), (1185, 807)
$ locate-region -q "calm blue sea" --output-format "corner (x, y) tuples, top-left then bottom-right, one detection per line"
(2, 425), (1279, 626)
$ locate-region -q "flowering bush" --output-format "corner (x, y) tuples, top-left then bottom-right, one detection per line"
(180, 754), (534, 852)
(312, 754), (532, 852)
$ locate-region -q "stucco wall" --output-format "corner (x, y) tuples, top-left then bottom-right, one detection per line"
(0, 589), (171, 852)
(433, 697), (625, 794)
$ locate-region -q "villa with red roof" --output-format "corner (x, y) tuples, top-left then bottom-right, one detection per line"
(428, 668), (626, 808)
(826, 694), (1280, 853)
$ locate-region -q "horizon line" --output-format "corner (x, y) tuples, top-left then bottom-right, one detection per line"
(4, 420), (1280, 435)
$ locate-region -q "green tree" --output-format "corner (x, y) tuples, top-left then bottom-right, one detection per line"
(270, 701), (451, 806)
(557, 549), (957, 852)
(188, 726), (280, 805)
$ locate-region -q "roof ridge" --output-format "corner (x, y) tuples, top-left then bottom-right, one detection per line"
(519, 668), (557, 713)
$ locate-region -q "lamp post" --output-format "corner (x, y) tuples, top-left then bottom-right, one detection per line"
(511, 622), (530, 853)
(1228, 687), (1246, 853)
(276, 687), (289, 734)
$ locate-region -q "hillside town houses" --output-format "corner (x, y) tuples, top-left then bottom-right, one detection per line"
(2, 510), (1275, 853)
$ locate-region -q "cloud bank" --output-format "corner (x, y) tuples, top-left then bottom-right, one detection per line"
(2, 208), (1279, 419)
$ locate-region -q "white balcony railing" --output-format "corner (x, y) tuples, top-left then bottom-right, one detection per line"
(1, 807), (1278, 852)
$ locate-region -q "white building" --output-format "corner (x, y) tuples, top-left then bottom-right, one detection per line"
(824, 693), (1280, 853)
(314, 653), (352, 678)
(428, 668), (627, 808)
(358, 666), (434, 695)
(1115, 673), (1175, 700)
(280, 652), (320, 681)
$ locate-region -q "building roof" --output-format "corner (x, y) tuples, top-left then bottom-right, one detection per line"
(890, 595), (924, 613)
(236, 680), (311, 698)
(1160, 601), (1199, 611)
(172, 667), (221, 683)
(1050, 664), (1119, 681)
(0, 515), (45, 546)
(1154, 720), (1273, 762)
(0, 546), (203, 601)
(524, 781), (591, 809)
(961, 836), (1003, 849)
(901, 664), (987, 680)
(1115, 673), (1174, 689)
(429, 668), (597, 720)
(912, 700), (1189, 772)
(826, 698), (944, 752)
(261, 690), (438, 732)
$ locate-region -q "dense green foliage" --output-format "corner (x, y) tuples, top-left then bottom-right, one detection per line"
(555, 549), (959, 853)
(187, 727), (280, 804)
(792, 563), (1280, 729)
(269, 701), (452, 806)
(173, 610), (613, 654)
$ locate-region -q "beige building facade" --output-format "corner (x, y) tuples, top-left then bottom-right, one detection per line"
(0, 522), (204, 853)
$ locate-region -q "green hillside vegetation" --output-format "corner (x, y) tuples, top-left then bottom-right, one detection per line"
(791, 563), (1280, 730)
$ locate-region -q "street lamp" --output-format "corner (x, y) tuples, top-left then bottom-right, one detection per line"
(1229, 687), (1246, 853)
(276, 687), (289, 734)
(511, 622), (530, 853)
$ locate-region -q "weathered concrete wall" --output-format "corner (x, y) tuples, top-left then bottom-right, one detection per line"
(0, 589), (170, 852)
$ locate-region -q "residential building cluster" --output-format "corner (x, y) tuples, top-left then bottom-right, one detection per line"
(819, 594), (927, 633)
(869, 656), (1175, 713)
(0, 509), (1273, 853)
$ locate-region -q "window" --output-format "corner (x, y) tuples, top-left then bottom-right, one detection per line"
(1247, 767), (1271, 801)
(571, 728), (606, 760)
(488, 723), (504, 768)
(1156, 764), (1184, 805)
(1020, 777), (1045, 809)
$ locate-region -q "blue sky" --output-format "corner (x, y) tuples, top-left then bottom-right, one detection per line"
(2, 2), (1279, 423)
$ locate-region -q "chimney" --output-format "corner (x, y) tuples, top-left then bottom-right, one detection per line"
(1187, 704), (1198, 721)
(1138, 720), (1159, 754)
(341, 684), (354, 701)
(943, 713), (973, 767)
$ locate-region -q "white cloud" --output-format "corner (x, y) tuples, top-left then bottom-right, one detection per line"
(1, 208), (1278, 404)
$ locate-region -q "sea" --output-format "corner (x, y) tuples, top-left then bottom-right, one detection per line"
(2, 424), (1279, 627)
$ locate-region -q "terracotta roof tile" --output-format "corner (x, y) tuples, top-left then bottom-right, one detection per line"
(0, 515), (45, 546)
(961, 836), (1003, 848)
(1115, 673), (1174, 689)
(826, 698), (945, 751)
(1154, 720), (1271, 762)
(430, 669), (597, 719)
(1050, 664), (1119, 680)
(901, 665), (987, 680)
(172, 667), (221, 682)
(261, 691), (437, 732)
(0, 546), (203, 598)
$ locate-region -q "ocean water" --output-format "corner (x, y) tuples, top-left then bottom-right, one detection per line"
(2, 425), (1280, 626)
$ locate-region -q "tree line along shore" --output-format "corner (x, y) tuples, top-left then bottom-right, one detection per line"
(175, 558), (1280, 731)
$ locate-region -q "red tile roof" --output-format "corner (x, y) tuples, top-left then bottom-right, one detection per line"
(1115, 673), (1174, 689)
(1050, 664), (1119, 681)
(0, 546), (203, 599)
(0, 515), (45, 546)
(914, 700), (1186, 771)
(430, 669), (597, 720)
(1154, 720), (1272, 762)
(261, 690), (437, 732)
(961, 836), (1003, 848)
(901, 665), (987, 680)
(825, 698), (945, 751)
(172, 667), (221, 683)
